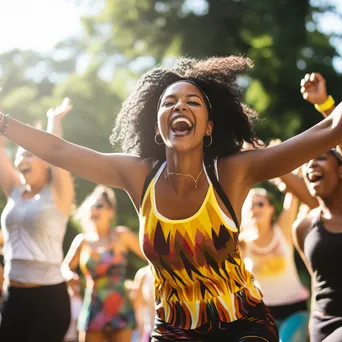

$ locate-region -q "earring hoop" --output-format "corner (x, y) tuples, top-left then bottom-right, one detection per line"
(154, 134), (164, 145)
(203, 134), (212, 147)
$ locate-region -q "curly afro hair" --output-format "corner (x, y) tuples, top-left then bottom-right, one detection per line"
(111, 56), (260, 161)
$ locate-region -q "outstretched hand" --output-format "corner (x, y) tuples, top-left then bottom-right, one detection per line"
(300, 73), (328, 105)
(46, 97), (72, 119)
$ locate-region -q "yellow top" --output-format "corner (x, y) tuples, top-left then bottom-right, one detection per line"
(140, 162), (262, 329)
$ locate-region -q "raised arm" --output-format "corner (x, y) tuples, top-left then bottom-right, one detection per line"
(46, 98), (74, 216)
(278, 172), (319, 209)
(0, 113), (151, 208)
(277, 192), (299, 243)
(0, 136), (21, 197)
(61, 233), (84, 281)
(235, 101), (342, 187)
(300, 72), (341, 153)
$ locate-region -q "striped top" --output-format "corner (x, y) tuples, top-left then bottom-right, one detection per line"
(140, 161), (263, 329)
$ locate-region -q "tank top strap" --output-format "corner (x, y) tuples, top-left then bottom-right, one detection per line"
(140, 160), (165, 205)
(204, 157), (240, 230)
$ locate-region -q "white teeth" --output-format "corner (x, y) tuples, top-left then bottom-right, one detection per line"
(172, 117), (192, 128)
(307, 170), (323, 182)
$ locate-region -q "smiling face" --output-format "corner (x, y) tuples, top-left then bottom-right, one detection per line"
(249, 194), (274, 224)
(14, 147), (50, 187)
(156, 81), (213, 153)
(303, 152), (342, 199)
(89, 194), (114, 227)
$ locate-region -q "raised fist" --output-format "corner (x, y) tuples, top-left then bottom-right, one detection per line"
(300, 73), (328, 105)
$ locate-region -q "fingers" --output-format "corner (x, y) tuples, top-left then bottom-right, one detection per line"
(268, 139), (282, 147)
(300, 72), (325, 89)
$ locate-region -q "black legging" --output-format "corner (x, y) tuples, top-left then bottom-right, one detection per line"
(310, 311), (342, 342)
(151, 302), (279, 342)
(0, 282), (71, 342)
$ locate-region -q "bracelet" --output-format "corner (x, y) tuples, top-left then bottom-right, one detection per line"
(314, 95), (335, 113)
(0, 113), (10, 135)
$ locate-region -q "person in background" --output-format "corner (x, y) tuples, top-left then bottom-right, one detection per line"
(0, 98), (74, 342)
(62, 185), (145, 342)
(133, 265), (155, 342)
(2, 56), (342, 341)
(64, 278), (83, 342)
(241, 184), (309, 342)
(290, 73), (342, 342)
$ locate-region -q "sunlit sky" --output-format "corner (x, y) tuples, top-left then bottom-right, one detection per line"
(1, 0), (342, 71)
(0, 0), (84, 53)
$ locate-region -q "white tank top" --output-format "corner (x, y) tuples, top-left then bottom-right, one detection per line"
(1, 185), (68, 284)
(244, 226), (309, 306)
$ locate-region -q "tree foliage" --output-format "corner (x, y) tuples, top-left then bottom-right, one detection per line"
(1, 0), (341, 276)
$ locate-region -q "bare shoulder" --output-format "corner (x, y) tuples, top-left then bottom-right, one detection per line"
(118, 156), (154, 206)
(114, 225), (132, 234)
(113, 154), (153, 178)
(292, 208), (319, 249)
(112, 225), (136, 240)
(219, 151), (248, 168)
(217, 152), (254, 208)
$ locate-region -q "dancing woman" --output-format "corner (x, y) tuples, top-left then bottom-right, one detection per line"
(288, 73), (342, 342)
(62, 185), (145, 342)
(241, 186), (309, 342)
(1, 57), (342, 341)
(0, 99), (74, 342)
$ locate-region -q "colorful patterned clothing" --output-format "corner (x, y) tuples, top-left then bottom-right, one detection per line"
(140, 160), (263, 330)
(78, 242), (136, 332)
(151, 302), (278, 341)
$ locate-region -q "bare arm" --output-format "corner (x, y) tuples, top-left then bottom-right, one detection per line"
(277, 192), (299, 243)
(46, 99), (74, 216)
(236, 102), (342, 187)
(278, 172), (319, 209)
(61, 233), (84, 281)
(0, 136), (20, 197)
(133, 267), (147, 337)
(2, 116), (151, 207)
(301, 72), (342, 153)
(118, 226), (146, 260)
(292, 215), (313, 276)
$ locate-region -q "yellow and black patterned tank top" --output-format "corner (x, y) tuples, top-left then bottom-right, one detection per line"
(140, 160), (262, 329)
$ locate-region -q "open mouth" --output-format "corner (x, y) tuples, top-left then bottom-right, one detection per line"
(170, 115), (194, 136)
(307, 170), (323, 183)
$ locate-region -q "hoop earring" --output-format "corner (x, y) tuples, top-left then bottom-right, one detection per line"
(154, 134), (164, 145)
(203, 134), (212, 147)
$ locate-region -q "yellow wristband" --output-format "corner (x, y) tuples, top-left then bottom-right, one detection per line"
(314, 95), (335, 113)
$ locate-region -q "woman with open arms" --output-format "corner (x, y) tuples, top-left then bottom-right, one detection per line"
(0, 99), (74, 342)
(1, 57), (342, 341)
(62, 185), (145, 342)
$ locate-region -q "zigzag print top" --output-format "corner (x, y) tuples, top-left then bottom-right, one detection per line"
(140, 161), (263, 329)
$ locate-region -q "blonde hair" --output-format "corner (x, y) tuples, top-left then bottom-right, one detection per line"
(247, 187), (273, 204)
(74, 185), (117, 231)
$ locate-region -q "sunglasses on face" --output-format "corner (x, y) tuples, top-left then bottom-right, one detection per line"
(91, 203), (105, 209)
(252, 201), (265, 208)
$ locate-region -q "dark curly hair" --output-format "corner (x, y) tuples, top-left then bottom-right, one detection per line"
(111, 56), (260, 160)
